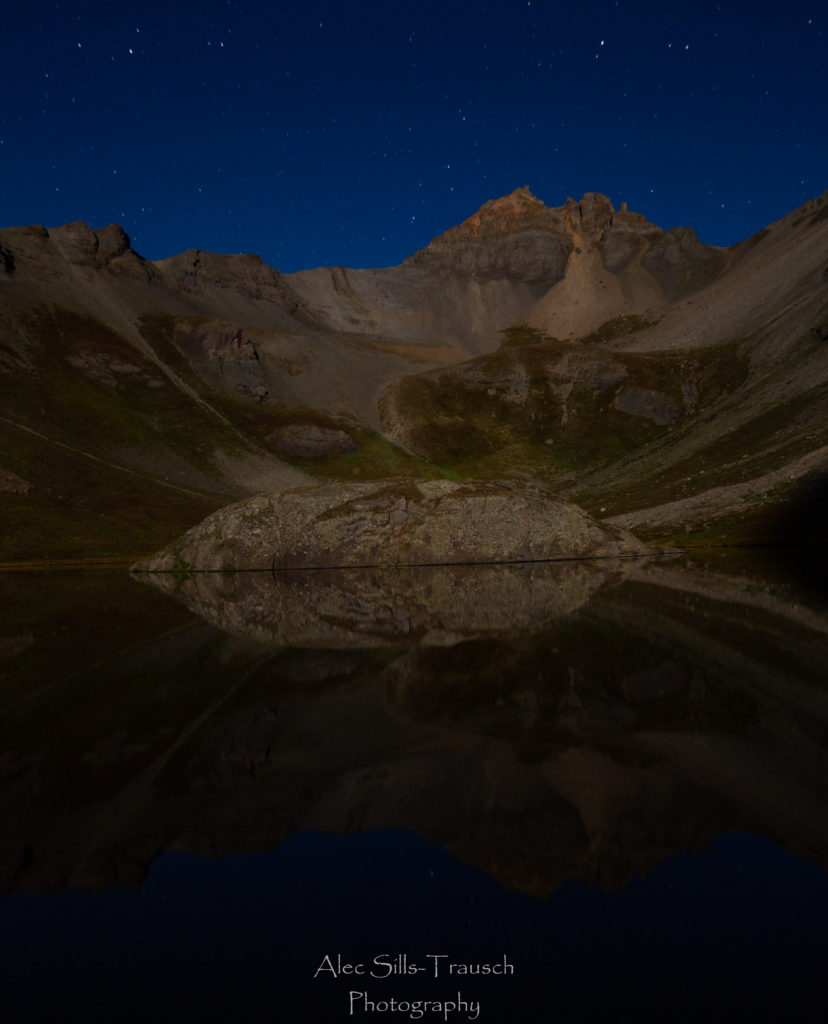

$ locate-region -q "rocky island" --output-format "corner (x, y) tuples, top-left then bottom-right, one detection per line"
(133, 477), (650, 573)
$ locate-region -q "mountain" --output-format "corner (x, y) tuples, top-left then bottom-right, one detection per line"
(0, 187), (826, 560)
(287, 186), (727, 352)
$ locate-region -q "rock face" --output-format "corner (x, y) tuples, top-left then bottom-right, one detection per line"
(133, 478), (651, 572)
(153, 247), (310, 323)
(47, 220), (134, 268)
(266, 423), (358, 457)
(402, 186), (724, 292)
(403, 186), (575, 282)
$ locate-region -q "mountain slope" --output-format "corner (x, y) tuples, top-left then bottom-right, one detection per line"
(379, 191), (828, 546)
(0, 187), (825, 559)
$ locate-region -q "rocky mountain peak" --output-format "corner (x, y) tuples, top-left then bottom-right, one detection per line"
(462, 185), (551, 231)
(562, 192), (616, 234)
(0, 219), (137, 275)
(400, 186), (726, 296)
(458, 187), (619, 238)
(48, 220), (134, 266)
(404, 186), (575, 283)
(444, 185), (581, 241)
(402, 187), (660, 284)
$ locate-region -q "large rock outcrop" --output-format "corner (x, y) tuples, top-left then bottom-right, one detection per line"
(132, 478), (651, 572)
(403, 186), (575, 282)
(401, 186), (725, 294)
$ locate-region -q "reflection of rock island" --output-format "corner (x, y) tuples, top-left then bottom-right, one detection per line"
(0, 560), (826, 899)
(137, 559), (634, 647)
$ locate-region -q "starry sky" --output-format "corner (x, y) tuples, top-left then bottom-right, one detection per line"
(2, 1), (825, 272)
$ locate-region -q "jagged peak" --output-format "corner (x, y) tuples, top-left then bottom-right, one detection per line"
(561, 192), (615, 233)
(477, 185), (546, 212)
(435, 187), (568, 245)
(43, 220), (134, 263)
(0, 219), (137, 272)
(455, 188), (627, 238)
(401, 186), (725, 287)
(403, 188), (575, 281)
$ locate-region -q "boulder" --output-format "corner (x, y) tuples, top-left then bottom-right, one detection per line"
(267, 424), (358, 457)
(0, 466), (31, 494)
(132, 478), (651, 572)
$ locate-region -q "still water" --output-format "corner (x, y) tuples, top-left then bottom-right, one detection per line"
(0, 554), (826, 1022)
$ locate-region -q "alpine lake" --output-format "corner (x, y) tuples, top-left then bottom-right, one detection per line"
(1, 545), (826, 1023)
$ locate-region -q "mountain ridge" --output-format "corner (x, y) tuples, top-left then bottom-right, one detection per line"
(0, 186), (826, 560)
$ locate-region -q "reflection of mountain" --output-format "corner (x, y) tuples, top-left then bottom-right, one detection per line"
(0, 562), (826, 899)
(136, 559), (634, 647)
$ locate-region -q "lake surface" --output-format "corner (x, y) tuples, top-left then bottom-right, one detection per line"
(0, 553), (826, 1022)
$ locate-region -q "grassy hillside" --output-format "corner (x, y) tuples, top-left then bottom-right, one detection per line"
(0, 306), (443, 560)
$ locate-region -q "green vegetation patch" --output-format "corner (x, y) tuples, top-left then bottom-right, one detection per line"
(2, 306), (259, 478)
(585, 383), (827, 519)
(139, 313), (446, 482)
(381, 335), (752, 486)
(282, 431), (447, 481)
(576, 314), (660, 346)
(499, 323), (558, 348)
(0, 422), (222, 561)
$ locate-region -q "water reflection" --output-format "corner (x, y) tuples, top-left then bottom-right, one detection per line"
(0, 557), (826, 903)
(134, 558), (633, 647)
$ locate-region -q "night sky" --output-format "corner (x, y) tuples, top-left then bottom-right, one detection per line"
(3, 1), (825, 272)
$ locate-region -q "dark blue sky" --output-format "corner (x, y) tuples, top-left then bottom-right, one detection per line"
(2, 1), (825, 271)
